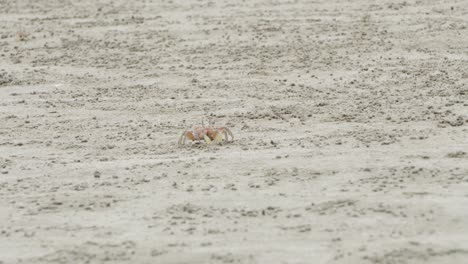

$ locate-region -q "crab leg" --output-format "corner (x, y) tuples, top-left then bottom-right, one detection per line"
(178, 130), (188, 145)
(220, 127), (234, 141)
(222, 130), (228, 143)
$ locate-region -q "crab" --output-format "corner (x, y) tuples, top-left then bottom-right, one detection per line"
(178, 124), (234, 145)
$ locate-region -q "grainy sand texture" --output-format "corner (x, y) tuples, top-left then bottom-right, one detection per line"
(1, 0), (468, 263)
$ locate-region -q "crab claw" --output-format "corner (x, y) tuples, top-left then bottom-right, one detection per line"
(203, 135), (212, 144)
(214, 133), (224, 144)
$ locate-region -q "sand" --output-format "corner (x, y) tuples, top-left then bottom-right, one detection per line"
(1, 0), (468, 263)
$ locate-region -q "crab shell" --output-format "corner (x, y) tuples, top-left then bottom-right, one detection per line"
(178, 127), (233, 145)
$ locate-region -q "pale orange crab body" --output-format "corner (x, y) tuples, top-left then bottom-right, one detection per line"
(178, 126), (234, 145)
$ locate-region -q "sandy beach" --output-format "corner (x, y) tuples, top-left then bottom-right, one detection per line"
(1, 0), (468, 263)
